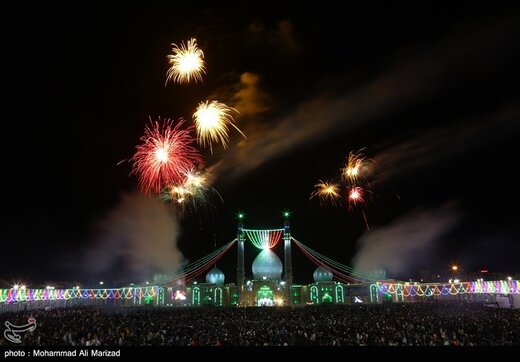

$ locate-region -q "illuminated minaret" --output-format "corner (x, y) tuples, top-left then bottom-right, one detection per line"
(236, 214), (245, 305)
(283, 212), (293, 305)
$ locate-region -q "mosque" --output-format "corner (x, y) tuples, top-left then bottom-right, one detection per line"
(166, 262), (357, 307)
(162, 218), (385, 307)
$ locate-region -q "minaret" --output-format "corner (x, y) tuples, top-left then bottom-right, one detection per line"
(283, 212), (293, 305)
(236, 214), (245, 305)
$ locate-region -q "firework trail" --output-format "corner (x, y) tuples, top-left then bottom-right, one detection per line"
(166, 38), (206, 84)
(310, 181), (341, 206)
(193, 100), (246, 152)
(131, 118), (203, 194)
(347, 186), (370, 230)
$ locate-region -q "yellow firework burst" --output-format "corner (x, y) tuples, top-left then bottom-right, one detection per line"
(341, 150), (367, 183)
(310, 180), (341, 206)
(166, 38), (205, 84)
(193, 100), (246, 151)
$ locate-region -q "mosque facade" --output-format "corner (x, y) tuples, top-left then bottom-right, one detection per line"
(163, 220), (378, 307)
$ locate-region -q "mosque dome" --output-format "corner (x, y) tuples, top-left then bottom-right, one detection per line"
(313, 266), (333, 282)
(370, 268), (387, 279)
(252, 249), (283, 281)
(206, 267), (225, 285)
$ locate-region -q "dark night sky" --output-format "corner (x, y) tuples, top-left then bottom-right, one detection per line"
(1, 1), (519, 287)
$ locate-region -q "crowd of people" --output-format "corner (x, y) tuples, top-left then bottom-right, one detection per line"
(1, 303), (518, 346)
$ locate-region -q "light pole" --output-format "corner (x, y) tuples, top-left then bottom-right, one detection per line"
(450, 265), (459, 282)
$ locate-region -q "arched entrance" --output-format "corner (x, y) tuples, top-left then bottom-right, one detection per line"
(256, 285), (274, 306)
(322, 292), (333, 303)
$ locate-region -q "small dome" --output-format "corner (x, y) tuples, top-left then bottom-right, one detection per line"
(370, 268), (386, 279)
(313, 266), (333, 282)
(206, 267), (225, 285)
(252, 249), (283, 280)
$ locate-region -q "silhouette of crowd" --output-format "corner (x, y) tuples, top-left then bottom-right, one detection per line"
(2, 302), (519, 346)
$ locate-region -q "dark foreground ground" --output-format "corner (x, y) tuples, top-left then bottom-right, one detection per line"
(1, 303), (519, 346)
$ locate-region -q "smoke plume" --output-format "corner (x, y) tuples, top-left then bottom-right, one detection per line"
(353, 204), (460, 277)
(85, 193), (184, 283)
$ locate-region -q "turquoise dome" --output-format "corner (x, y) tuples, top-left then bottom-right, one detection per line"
(252, 249), (283, 280)
(206, 267), (225, 285)
(370, 268), (387, 279)
(313, 266), (333, 282)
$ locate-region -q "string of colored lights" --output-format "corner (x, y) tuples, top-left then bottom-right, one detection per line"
(155, 239), (236, 284)
(165, 240), (235, 284)
(293, 238), (366, 283)
(0, 287), (159, 304)
(244, 230), (283, 249)
(292, 238), (520, 297)
(158, 239), (235, 279)
(374, 279), (520, 297)
(293, 237), (520, 297)
(0, 240), (236, 304)
(292, 237), (381, 282)
(294, 239), (381, 281)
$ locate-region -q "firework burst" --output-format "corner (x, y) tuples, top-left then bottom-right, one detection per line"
(166, 38), (206, 84)
(311, 148), (374, 230)
(347, 186), (365, 207)
(341, 150), (369, 183)
(161, 168), (224, 214)
(193, 100), (246, 151)
(310, 181), (341, 206)
(131, 118), (203, 194)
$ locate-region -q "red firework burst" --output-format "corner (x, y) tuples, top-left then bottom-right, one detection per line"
(131, 118), (203, 194)
(348, 186), (365, 206)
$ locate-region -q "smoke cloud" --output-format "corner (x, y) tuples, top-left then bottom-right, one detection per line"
(85, 193), (184, 283)
(211, 17), (516, 183)
(372, 104), (519, 184)
(353, 204), (460, 276)
(231, 72), (270, 117)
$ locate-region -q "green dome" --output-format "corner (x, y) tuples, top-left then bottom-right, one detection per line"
(252, 249), (283, 280)
(206, 267), (225, 285)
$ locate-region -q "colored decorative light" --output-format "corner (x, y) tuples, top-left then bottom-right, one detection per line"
(244, 229), (283, 249)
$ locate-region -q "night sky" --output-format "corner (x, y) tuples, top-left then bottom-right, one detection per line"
(2, 1), (519, 287)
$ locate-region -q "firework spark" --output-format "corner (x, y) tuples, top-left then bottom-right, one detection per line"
(184, 170), (207, 189)
(131, 118), (203, 194)
(166, 38), (205, 84)
(341, 150), (368, 183)
(161, 169), (222, 212)
(310, 181), (341, 206)
(193, 100), (246, 151)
